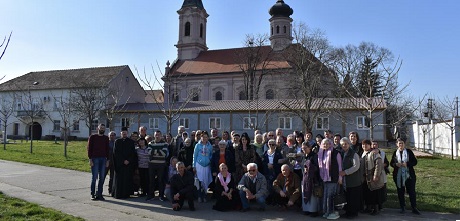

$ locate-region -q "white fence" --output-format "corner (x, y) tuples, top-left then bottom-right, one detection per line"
(408, 117), (460, 159)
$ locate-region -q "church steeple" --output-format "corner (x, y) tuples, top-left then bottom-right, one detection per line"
(175, 0), (208, 60)
(269, 0), (293, 51)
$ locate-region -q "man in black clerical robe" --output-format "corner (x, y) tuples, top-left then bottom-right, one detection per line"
(112, 127), (137, 199)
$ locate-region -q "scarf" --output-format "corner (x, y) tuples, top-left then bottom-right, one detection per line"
(318, 147), (331, 182)
(396, 149), (410, 188)
(218, 172), (231, 192)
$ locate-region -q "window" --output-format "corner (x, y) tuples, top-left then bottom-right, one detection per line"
(239, 91), (247, 100)
(200, 23), (203, 38)
(185, 22), (191, 36)
(266, 89), (275, 99)
(316, 117), (329, 130)
(279, 117), (292, 130)
(209, 117), (221, 130)
(13, 123), (19, 136)
(121, 118), (130, 128)
(53, 97), (61, 111)
(271, 27), (273, 35)
(91, 120), (99, 131)
(149, 118), (159, 129)
(179, 118), (190, 129)
(172, 92), (179, 102)
(192, 94), (199, 101)
(243, 117), (257, 130)
(215, 91), (223, 100)
(53, 120), (60, 131)
(283, 25), (287, 33)
(15, 97), (22, 111)
(73, 121), (80, 131)
(276, 25), (280, 34)
(357, 116), (370, 130)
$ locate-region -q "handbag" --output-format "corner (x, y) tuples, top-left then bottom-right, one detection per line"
(194, 176), (201, 191)
(334, 184), (347, 210)
(313, 182), (323, 198)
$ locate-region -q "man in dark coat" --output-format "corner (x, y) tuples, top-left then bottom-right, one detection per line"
(170, 161), (196, 211)
(112, 127), (137, 199)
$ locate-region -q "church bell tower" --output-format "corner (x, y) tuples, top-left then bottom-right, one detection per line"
(176, 0), (209, 60)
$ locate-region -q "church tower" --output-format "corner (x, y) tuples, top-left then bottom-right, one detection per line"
(176, 0), (209, 60)
(269, 0), (294, 51)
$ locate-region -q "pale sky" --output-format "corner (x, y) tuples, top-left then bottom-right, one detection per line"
(1, 0), (459, 100)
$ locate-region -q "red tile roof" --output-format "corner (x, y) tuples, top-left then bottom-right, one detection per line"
(169, 46), (292, 76)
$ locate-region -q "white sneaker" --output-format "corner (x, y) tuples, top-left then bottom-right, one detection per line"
(322, 213), (329, 218)
(327, 212), (340, 220)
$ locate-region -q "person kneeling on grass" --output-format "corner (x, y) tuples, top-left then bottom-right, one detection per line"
(170, 161), (196, 211)
(237, 163), (268, 212)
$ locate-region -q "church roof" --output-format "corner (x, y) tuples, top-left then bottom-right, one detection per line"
(0, 65), (129, 92)
(119, 97), (387, 113)
(169, 46), (292, 76)
(181, 0), (204, 10)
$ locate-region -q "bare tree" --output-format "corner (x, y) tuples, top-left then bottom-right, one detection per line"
(137, 62), (200, 134)
(0, 32), (12, 81)
(46, 93), (79, 157)
(234, 34), (275, 130)
(104, 77), (134, 131)
(0, 93), (15, 149)
(70, 87), (108, 137)
(12, 82), (46, 153)
(432, 96), (458, 160)
(329, 42), (408, 139)
(279, 22), (335, 131)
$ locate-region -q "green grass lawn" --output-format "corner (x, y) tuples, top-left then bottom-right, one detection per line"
(0, 140), (90, 172)
(0, 141), (459, 213)
(0, 191), (84, 221)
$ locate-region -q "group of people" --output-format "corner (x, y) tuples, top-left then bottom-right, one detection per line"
(87, 124), (420, 219)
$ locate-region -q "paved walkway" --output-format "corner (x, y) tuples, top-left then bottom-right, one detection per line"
(0, 160), (457, 221)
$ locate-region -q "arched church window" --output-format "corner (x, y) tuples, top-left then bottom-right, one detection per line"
(185, 22), (191, 36)
(266, 89), (275, 99)
(276, 26), (280, 34)
(239, 91), (247, 100)
(215, 91), (222, 100)
(283, 26), (287, 33)
(271, 27), (273, 35)
(192, 94), (199, 101)
(200, 23), (203, 38)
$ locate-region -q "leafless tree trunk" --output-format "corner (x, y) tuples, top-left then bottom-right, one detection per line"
(0, 93), (15, 150)
(280, 22), (335, 132)
(136, 62), (200, 134)
(432, 96), (458, 160)
(234, 34), (274, 130)
(47, 92), (79, 157)
(70, 87), (108, 137)
(329, 41), (411, 140)
(12, 85), (47, 153)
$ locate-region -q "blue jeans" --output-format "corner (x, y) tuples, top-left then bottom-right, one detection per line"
(239, 190), (266, 209)
(322, 182), (337, 215)
(91, 157), (106, 196)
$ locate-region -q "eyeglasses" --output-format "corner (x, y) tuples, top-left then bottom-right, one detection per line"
(268, 135), (274, 137)
(248, 169), (256, 172)
(269, 143), (276, 146)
